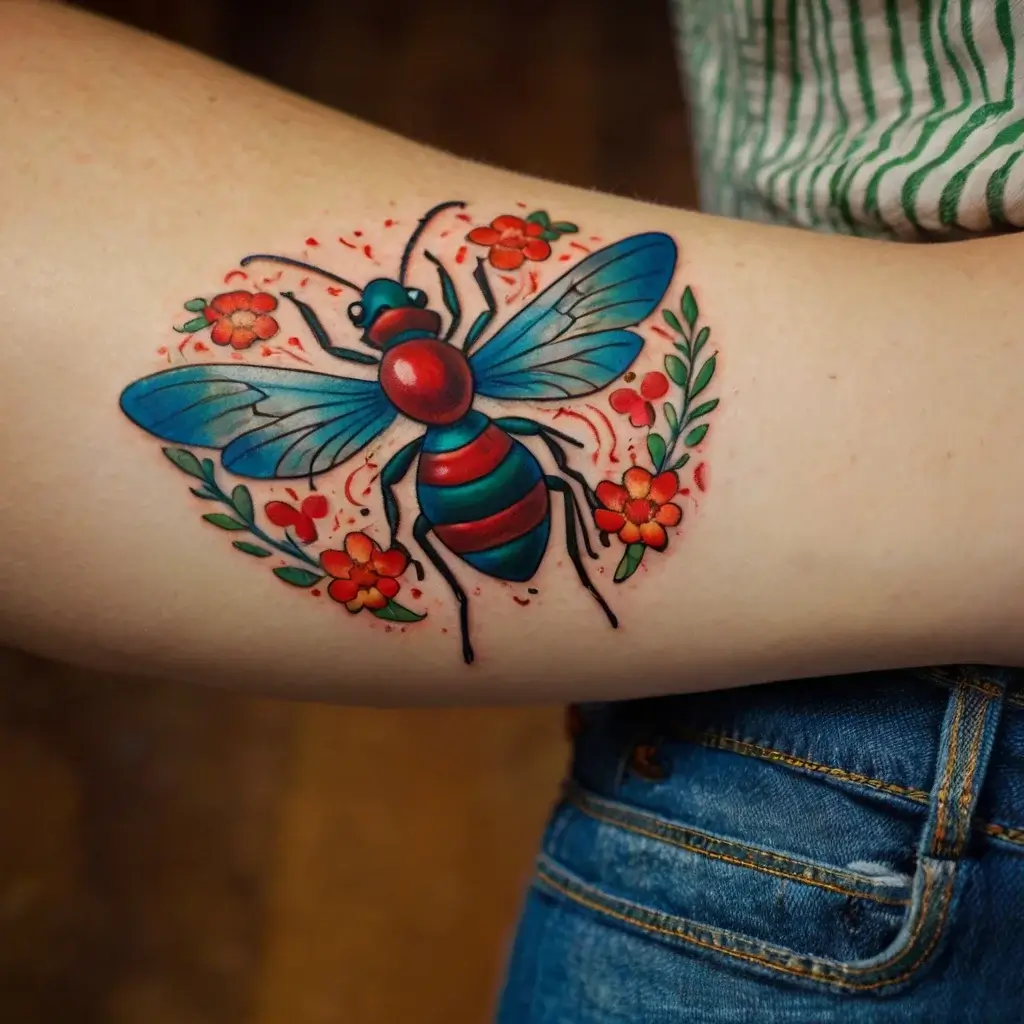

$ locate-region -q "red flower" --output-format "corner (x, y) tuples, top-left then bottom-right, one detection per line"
(609, 372), (670, 428)
(265, 494), (328, 544)
(321, 532), (408, 612)
(594, 466), (682, 550)
(467, 215), (551, 270)
(204, 291), (279, 349)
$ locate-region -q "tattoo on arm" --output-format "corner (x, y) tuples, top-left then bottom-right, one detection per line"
(120, 203), (720, 663)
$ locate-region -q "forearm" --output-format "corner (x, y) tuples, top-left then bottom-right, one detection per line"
(1, 2), (1021, 703)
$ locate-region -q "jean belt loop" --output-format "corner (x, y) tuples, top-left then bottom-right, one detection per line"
(920, 667), (1010, 861)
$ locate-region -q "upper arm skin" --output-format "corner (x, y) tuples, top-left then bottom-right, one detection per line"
(1, 2), (1022, 704)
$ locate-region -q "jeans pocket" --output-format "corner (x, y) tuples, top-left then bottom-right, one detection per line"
(535, 787), (957, 995)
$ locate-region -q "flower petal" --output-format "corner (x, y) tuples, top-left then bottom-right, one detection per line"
(292, 515), (319, 544)
(595, 481), (628, 512)
(489, 246), (525, 270)
(628, 401), (655, 428)
(210, 318), (234, 345)
(230, 327), (257, 349)
(252, 314), (279, 340)
(264, 501), (300, 527)
(609, 388), (640, 414)
(492, 214), (527, 232)
(362, 586), (388, 610)
(377, 577), (400, 599)
(595, 508), (626, 533)
(640, 371), (669, 400)
(655, 502), (682, 527)
(619, 521), (642, 544)
(345, 531), (375, 565)
(623, 466), (653, 499)
(639, 521), (668, 550)
(250, 292), (278, 313)
(649, 471), (680, 506)
(467, 226), (501, 246)
(301, 494), (329, 519)
(327, 577), (359, 603)
(373, 547), (407, 578)
(320, 549), (353, 578)
(211, 290), (252, 314)
(345, 594), (366, 613)
(522, 238), (551, 262)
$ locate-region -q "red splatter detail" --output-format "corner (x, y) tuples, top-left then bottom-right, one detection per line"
(262, 271), (283, 284)
(177, 336), (192, 355)
(513, 596), (530, 606)
(694, 462), (707, 492)
(311, 589), (322, 597)
(411, 588), (422, 599)
(384, 219), (395, 228)
(285, 487), (299, 501)
(305, 237), (320, 246)
(455, 213), (472, 222)
(363, 244), (374, 260)
(362, 486), (372, 497)
(344, 463), (367, 507)
(515, 201), (527, 208)
(288, 336), (306, 350)
(338, 237), (357, 249)
(354, 230), (363, 237)
(527, 270), (539, 295)
(332, 514), (341, 532)
(224, 270), (247, 284)
(455, 245), (467, 265)
(559, 254), (573, 262)
(553, 407), (601, 462)
(589, 236), (603, 243)
(585, 404), (619, 463)
(651, 325), (673, 340)
(679, 487), (691, 497)
(327, 286), (343, 296)
(439, 230), (451, 239)
(194, 341), (209, 352)
(157, 346), (168, 355)
(231, 352), (244, 360)
(270, 345), (312, 365)
(299, 278), (309, 288)
(385, 625), (393, 633)
(347, 517), (356, 525)
(499, 275), (517, 285)
(569, 241), (591, 253)
(261, 346), (273, 357)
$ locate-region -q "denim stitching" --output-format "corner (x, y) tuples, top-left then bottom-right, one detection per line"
(676, 729), (1024, 849)
(915, 667), (1024, 708)
(567, 789), (909, 906)
(535, 856), (956, 992)
(953, 692), (992, 855)
(934, 685), (965, 855)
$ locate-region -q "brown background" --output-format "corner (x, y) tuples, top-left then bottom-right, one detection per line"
(0, 2), (694, 1021)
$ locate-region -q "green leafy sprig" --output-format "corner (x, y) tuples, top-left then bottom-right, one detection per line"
(649, 286), (718, 475)
(174, 297), (211, 334)
(525, 210), (578, 242)
(161, 447), (425, 622)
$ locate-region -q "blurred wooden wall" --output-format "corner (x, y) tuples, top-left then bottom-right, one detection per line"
(0, 2), (693, 1021)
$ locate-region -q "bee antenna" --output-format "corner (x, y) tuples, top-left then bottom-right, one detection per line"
(398, 200), (467, 285)
(239, 255), (363, 294)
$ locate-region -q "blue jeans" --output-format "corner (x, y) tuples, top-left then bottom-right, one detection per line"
(498, 668), (1024, 1022)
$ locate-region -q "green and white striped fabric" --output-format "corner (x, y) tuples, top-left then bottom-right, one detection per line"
(673, 1), (1024, 239)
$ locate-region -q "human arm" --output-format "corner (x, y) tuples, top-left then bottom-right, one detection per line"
(1, 1), (1022, 704)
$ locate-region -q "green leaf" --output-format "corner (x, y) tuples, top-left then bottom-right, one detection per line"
(203, 513), (246, 531)
(539, 229), (560, 242)
(233, 541), (271, 558)
(201, 458), (216, 483)
(274, 567), (323, 587)
(183, 297), (207, 312)
(526, 210), (551, 227)
(686, 398), (719, 423)
(692, 326), (710, 359)
(669, 453), (691, 471)
(551, 221), (578, 233)
(372, 599), (427, 623)
(613, 542), (646, 583)
(231, 485), (254, 523)
(646, 432), (667, 469)
(681, 286), (698, 327)
(663, 403), (678, 432)
(174, 315), (209, 334)
(690, 354), (717, 398)
(189, 487), (217, 501)
(664, 354), (688, 387)
(684, 424), (709, 447)
(662, 309), (684, 335)
(162, 447), (206, 480)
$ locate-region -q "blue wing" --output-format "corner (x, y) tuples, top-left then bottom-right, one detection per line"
(119, 364), (397, 479)
(468, 232), (677, 400)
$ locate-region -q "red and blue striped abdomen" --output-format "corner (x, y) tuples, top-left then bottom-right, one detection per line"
(417, 410), (550, 581)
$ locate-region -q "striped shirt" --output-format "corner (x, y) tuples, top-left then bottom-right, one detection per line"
(673, 1), (1024, 239)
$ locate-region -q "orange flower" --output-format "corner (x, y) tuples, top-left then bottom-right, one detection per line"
(594, 467), (682, 550)
(204, 290), (279, 349)
(467, 215), (552, 270)
(320, 531), (408, 612)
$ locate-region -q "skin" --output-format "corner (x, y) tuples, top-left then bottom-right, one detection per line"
(1, 1), (1022, 705)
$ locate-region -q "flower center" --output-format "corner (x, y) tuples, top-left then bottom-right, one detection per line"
(230, 310), (257, 328)
(498, 227), (526, 248)
(349, 564), (378, 589)
(624, 498), (655, 525)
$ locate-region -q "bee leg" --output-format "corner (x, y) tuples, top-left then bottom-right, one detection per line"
(380, 437), (425, 581)
(412, 515), (474, 664)
(423, 252), (462, 343)
(546, 476), (617, 629)
(279, 292), (379, 365)
(494, 416), (609, 550)
(463, 258), (497, 355)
